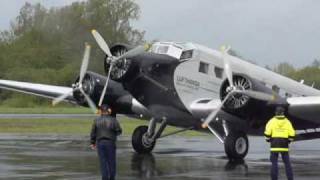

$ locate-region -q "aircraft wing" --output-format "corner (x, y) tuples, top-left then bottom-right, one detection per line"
(287, 96), (320, 106)
(0, 79), (76, 103)
(287, 96), (320, 123)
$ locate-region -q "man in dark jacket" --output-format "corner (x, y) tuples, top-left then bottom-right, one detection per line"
(90, 104), (122, 180)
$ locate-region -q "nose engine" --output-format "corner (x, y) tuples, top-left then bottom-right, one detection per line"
(104, 44), (133, 81)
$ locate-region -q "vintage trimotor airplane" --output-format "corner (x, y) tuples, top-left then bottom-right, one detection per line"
(1, 30), (320, 160)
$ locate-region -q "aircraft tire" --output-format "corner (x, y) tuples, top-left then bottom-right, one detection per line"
(224, 132), (249, 160)
(132, 126), (155, 153)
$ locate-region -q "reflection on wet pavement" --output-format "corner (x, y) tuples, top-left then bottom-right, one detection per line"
(0, 135), (320, 179)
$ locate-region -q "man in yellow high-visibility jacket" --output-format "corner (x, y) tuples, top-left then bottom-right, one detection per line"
(264, 106), (295, 180)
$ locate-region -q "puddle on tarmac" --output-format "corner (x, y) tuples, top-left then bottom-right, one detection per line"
(0, 135), (319, 180)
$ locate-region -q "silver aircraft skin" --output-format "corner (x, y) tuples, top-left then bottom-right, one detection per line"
(171, 42), (320, 119)
(1, 39), (320, 160)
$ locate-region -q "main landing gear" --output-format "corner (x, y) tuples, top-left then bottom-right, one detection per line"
(224, 132), (249, 159)
(132, 118), (167, 153)
(131, 117), (249, 160)
(207, 119), (249, 160)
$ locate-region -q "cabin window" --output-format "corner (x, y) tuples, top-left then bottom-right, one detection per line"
(214, 66), (224, 79)
(272, 85), (280, 94)
(199, 62), (209, 74)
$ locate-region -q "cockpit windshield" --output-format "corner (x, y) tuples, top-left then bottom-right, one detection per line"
(150, 42), (194, 60)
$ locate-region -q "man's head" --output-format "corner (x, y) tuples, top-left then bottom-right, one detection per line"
(100, 104), (112, 115)
(275, 106), (285, 116)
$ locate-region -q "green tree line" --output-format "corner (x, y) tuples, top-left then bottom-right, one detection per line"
(0, 0), (144, 107)
(273, 59), (320, 89)
(0, 1), (319, 107)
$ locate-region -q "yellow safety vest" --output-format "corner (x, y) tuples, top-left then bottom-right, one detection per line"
(264, 115), (295, 152)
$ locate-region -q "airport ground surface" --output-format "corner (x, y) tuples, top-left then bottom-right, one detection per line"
(0, 134), (320, 180)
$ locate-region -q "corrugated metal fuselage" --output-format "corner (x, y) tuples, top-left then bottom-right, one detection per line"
(119, 43), (320, 134)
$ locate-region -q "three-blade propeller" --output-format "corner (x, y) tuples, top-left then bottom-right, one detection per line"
(52, 43), (97, 113)
(91, 29), (147, 107)
(201, 46), (276, 128)
(221, 46), (234, 89)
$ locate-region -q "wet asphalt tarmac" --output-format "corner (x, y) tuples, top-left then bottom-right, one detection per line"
(0, 135), (320, 180)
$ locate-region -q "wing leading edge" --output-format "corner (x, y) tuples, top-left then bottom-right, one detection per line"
(287, 96), (320, 123)
(0, 79), (76, 104)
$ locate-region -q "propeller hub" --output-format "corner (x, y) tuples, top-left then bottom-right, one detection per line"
(220, 75), (252, 110)
(104, 45), (133, 81)
(226, 86), (236, 93)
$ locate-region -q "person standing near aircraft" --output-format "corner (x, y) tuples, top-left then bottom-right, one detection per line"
(90, 104), (122, 180)
(264, 106), (295, 180)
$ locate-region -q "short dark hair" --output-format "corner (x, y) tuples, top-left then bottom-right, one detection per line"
(275, 106), (285, 116)
(100, 104), (110, 112)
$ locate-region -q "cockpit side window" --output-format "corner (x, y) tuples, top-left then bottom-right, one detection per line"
(180, 50), (193, 60)
(157, 45), (169, 54)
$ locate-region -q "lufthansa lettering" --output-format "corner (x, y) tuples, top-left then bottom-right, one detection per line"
(176, 76), (200, 87)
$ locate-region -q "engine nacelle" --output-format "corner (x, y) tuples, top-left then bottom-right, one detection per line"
(104, 44), (134, 81)
(220, 74), (274, 111)
(73, 71), (107, 107)
(72, 71), (149, 116)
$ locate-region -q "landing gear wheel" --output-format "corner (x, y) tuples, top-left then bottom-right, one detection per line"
(132, 126), (156, 154)
(224, 132), (249, 160)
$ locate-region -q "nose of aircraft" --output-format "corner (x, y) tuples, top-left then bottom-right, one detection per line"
(107, 51), (180, 83)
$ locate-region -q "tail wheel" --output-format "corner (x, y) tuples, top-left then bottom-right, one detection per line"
(132, 126), (155, 154)
(224, 132), (249, 160)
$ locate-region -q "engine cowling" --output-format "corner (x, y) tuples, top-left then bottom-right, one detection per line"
(72, 71), (149, 116)
(104, 44), (133, 81)
(220, 74), (274, 111)
(73, 72), (106, 107)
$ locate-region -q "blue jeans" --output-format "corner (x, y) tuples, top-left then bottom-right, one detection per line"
(97, 139), (116, 180)
(270, 152), (293, 180)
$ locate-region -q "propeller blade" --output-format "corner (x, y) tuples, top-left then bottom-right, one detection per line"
(201, 103), (224, 128)
(52, 90), (74, 106)
(91, 29), (112, 57)
(202, 91), (234, 128)
(79, 43), (91, 84)
(202, 89), (277, 128)
(80, 88), (97, 113)
(114, 45), (147, 62)
(98, 63), (114, 107)
(238, 90), (276, 102)
(221, 45), (233, 87)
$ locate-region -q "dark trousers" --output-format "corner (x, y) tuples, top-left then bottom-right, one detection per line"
(97, 139), (116, 180)
(270, 152), (293, 180)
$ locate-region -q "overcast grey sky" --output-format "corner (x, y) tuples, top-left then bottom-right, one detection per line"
(1, 0), (319, 67)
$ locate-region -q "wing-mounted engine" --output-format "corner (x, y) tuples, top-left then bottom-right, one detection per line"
(220, 74), (274, 111)
(73, 71), (102, 106)
(72, 71), (149, 116)
(104, 44), (134, 81)
(73, 72), (132, 114)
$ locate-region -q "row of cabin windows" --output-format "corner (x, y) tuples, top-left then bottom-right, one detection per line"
(199, 61), (224, 79)
(199, 61), (294, 97)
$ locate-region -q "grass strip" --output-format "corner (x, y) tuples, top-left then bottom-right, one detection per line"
(0, 107), (92, 114)
(0, 117), (207, 137)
